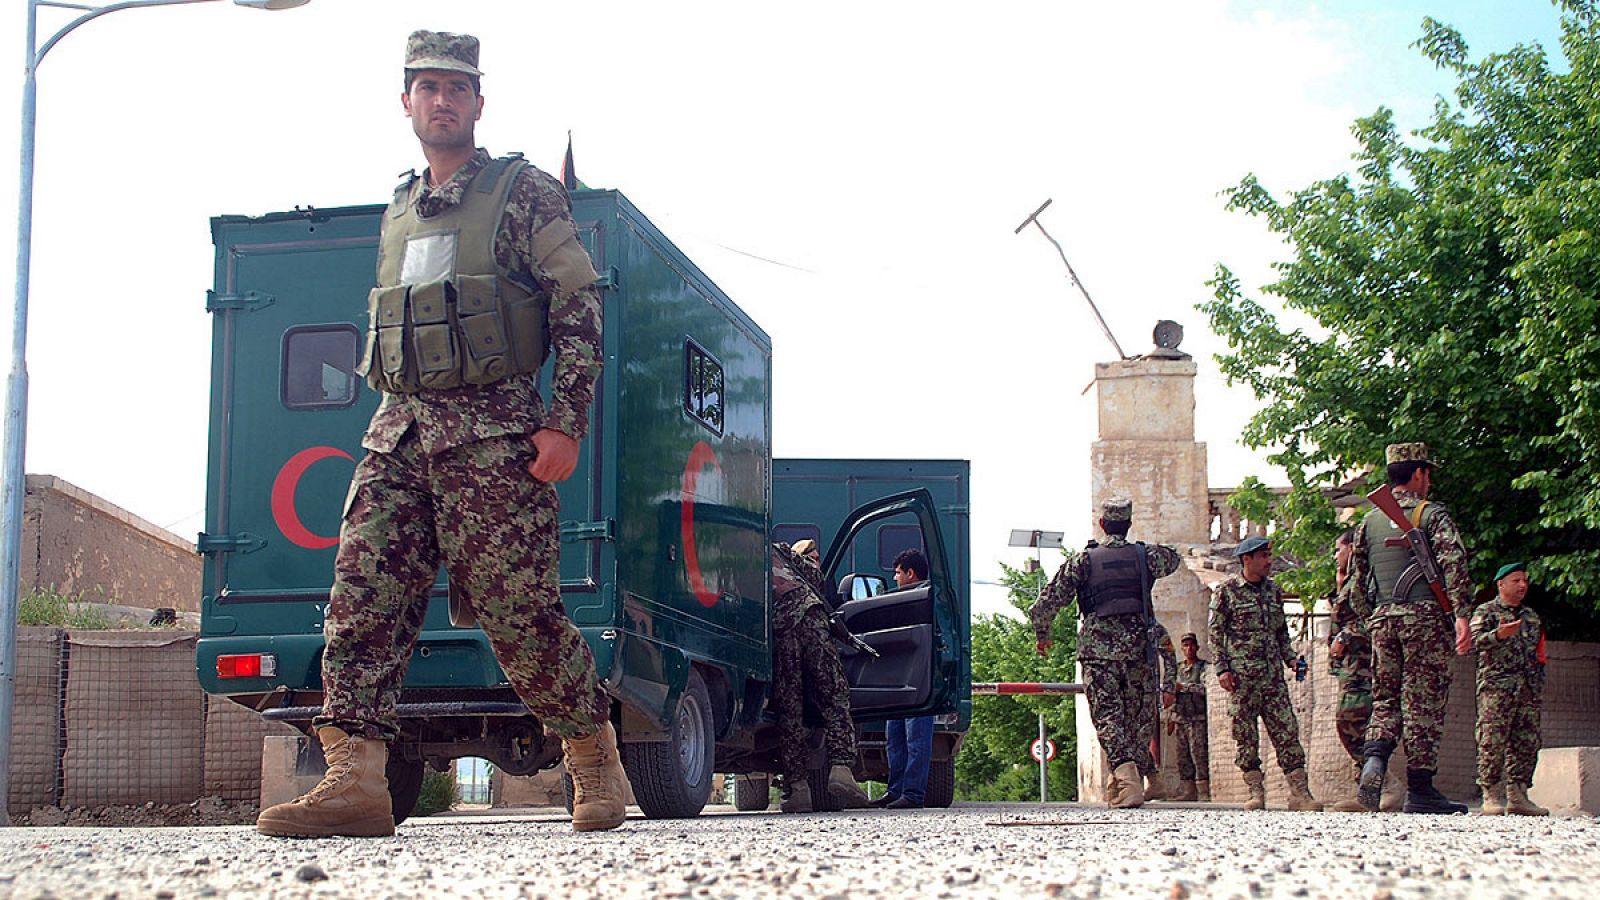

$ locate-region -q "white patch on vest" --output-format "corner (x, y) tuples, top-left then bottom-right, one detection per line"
(401, 232), (459, 285)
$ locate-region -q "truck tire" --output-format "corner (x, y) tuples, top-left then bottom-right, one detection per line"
(924, 757), (956, 809)
(387, 756), (426, 825)
(733, 774), (770, 811)
(621, 669), (715, 818)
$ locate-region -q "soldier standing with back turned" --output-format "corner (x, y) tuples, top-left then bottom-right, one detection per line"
(1341, 443), (1473, 814)
(1031, 497), (1179, 808)
(1209, 536), (1322, 811)
(257, 31), (626, 837)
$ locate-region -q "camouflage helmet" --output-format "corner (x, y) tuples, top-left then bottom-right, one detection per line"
(1385, 442), (1436, 468)
(405, 30), (483, 77)
(1100, 496), (1133, 523)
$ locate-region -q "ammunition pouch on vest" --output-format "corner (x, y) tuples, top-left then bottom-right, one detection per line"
(358, 155), (559, 394)
(1079, 542), (1153, 619)
(1363, 503), (1440, 607)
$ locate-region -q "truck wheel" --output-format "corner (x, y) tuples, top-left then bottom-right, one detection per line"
(733, 774), (770, 811)
(621, 669), (715, 818)
(924, 757), (956, 809)
(387, 756), (426, 825)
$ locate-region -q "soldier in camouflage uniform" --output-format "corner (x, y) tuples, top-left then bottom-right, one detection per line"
(1471, 562), (1549, 816)
(1031, 497), (1179, 808)
(770, 542), (871, 813)
(259, 31), (626, 838)
(1209, 536), (1322, 811)
(1340, 442), (1473, 814)
(1172, 632), (1211, 801)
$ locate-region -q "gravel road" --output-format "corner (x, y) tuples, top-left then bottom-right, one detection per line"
(1, 803), (1595, 898)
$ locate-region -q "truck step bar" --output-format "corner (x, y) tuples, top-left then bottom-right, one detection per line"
(261, 701), (531, 723)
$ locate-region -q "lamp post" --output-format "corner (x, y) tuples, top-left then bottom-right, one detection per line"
(0, 0), (309, 827)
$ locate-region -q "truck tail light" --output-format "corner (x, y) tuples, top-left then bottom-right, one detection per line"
(217, 654), (278, 679)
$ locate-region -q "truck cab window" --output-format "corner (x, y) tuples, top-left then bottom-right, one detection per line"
(282, 325), (360, 410)
(877, 523), (925, 573)
(683, 340), (724, 435)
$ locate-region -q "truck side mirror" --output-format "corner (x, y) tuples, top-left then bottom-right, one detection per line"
(837, 573), (887, 601)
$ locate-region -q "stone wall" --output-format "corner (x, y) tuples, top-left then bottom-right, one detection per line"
(20, 474), (201, 614)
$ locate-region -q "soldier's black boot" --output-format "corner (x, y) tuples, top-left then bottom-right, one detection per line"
(1402, 768), (1468, 815)
(1357, 740), (1394, 812)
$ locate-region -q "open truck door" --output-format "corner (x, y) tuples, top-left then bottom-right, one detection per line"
(822, 489), (962, 726)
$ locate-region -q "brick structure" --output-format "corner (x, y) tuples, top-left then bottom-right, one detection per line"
(20, 474), (201, 615)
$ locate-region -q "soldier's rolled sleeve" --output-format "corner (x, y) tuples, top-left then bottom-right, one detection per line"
(1030, 556), (1083, 643)
(1425, 508), (1474, 617)
(1208, 586), (1231, 673)
(1338, 521), (1373, 616)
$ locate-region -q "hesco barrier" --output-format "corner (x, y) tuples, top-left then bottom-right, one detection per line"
(5, 627), (295, 817)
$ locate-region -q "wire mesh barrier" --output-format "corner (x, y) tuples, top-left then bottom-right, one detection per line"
(5, 626), (293, 822)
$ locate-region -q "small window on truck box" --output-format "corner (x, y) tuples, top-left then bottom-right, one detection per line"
(683, 340), (724, 435)
(282, 325), (360, 410)
(773, 523), (820, 548)
(877, 523), (925, 572)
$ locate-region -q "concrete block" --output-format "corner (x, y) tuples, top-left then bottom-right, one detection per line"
(259, 734), (326, 810)
(1528, 746), (1600, 817)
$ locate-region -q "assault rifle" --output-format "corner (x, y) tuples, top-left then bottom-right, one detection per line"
(1365, 485), (1452, 614)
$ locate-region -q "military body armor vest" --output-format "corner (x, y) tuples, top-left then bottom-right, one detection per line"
(1362, 502), (1440, 605)
(1080, 542), (1152, 618)
(359, 156), (549, 393)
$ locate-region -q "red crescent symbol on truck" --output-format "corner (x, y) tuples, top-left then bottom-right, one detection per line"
(271, 446), (354, 550)
(681, 440), (723, 608)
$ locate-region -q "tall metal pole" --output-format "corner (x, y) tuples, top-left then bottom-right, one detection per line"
(0, 0), (306, 828)
(1038, 712), (1048, 805)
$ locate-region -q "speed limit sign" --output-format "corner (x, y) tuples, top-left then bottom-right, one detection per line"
(1030, 738), (1057, 762)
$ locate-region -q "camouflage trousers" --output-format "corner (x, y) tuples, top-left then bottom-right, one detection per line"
(1226, 669), (1307, 773)
(315, 432), (609, 741)
(1175, 717), (1209, 781)
(1335, 673), (1373, 766)
(1082, 658), (1157, 773)
(1365, 613), (1452, 771)
(773, 601), (856, 788)
(1476, 686), (1542, 788)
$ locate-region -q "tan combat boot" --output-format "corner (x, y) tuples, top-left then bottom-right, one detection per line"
(1175, 780), (1198, 802)
(1380, 766), (1406, 812)
(1285, 767), (1324, 811)
(1505, 783), (1549, 817)
(827, 765), (871, 809)
(256, 726), (394, 838)
(1144, 773), (1169, 801)
(1196, 779), (1211, 802)
(1477, 782), (1506, 815)
(562, 722), (628, 832)
(1242, 769), (1266, 810)
(780, 781), (813, 813)
(1108, 762), (1145, 808)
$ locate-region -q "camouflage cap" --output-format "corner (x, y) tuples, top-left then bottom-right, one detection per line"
(1180, 632), (1199, 644)
(1101, 496), (1133, 523)
(791, 539), (818, 558)
(405, 30), (483, 77)
(1385, 442), (1436, 467)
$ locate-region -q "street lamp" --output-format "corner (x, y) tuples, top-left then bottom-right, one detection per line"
(0, 0), (309, 827)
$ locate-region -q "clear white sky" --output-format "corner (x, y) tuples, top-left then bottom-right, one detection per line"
(0, 0), (1567, 618)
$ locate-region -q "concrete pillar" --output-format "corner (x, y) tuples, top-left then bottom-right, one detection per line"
(1077, 352), (1214, 802)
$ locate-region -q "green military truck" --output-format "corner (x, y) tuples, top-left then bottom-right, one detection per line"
(197, 187), (970, 821)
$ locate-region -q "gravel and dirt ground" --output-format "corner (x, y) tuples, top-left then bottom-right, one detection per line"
(0, 802), (1594, 898)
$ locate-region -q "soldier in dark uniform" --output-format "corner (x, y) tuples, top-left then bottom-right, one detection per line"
(1172, 632), (1211, 802)
(1030, 497), (1180, 808)
(258, 31), (625, 838)
(1209, 536), (1322, 811)
(1471, 562), (1549, 816)
(1340, 443), (1473, 814)
(770, 542), (871, 813)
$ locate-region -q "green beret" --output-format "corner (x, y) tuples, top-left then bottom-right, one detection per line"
(1235, 535), (1270, 557)
(1494, 562), (1526, 582)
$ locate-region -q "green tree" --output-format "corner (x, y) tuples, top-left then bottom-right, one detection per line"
(956, 559), (1079, 801)
(1200, 1), (1600, 630)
